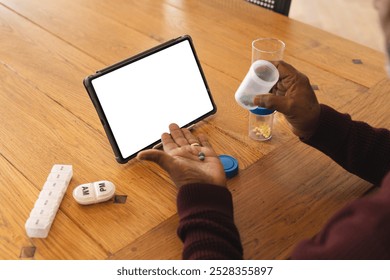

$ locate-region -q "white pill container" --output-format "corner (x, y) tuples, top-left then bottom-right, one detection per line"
(235, 60), (279, 110)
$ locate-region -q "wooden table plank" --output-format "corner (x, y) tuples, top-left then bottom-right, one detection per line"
(109, 215), (182, 260)
(0, 5), (105, 133)
(339, 78), (390, 127)
(0, 0), (159, 64)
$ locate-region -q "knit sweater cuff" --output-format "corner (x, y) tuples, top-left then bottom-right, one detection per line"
(303, 104), (352, 153)
(177, 184), (234, 219)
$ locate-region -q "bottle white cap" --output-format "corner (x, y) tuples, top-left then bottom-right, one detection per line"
(235, 60), (279, 110)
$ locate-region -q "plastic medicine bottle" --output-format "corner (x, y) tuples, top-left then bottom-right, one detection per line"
(235, 60), (279, 110)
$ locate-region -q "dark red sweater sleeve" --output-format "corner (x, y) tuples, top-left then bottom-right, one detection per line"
(303, 104), (390, 185)
(176, 184), (243, 259)
(291, 104), (390, 259)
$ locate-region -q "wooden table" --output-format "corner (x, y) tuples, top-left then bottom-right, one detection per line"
(0, 0), (389, 260)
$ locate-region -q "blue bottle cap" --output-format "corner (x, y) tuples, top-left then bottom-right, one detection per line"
(250, 107), (275, 115)
(218, 154), (239, 178)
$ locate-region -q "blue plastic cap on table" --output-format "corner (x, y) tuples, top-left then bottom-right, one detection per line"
(218, 154), (239, 178)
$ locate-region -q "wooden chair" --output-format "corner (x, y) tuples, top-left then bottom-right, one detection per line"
(246, 0), (292, 16)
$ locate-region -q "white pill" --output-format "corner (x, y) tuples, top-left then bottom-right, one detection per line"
(72, 180), (115, 205)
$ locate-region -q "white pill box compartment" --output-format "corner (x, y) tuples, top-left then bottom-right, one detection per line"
(25, 164), (73, 238)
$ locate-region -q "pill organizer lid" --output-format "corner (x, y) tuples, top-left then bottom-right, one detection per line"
(218, 154), (239, 178)
(250, 107), (275, 115)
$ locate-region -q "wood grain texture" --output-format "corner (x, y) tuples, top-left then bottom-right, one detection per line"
(0, 0), (388, 259)
(108, 214), (182, 260)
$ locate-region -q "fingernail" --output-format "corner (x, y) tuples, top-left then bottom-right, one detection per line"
(136, 153), (144, 160)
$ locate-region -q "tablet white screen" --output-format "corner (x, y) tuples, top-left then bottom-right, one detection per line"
(91, 39), (214, 159)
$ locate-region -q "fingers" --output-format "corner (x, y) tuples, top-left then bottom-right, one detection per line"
(137, 149), (172, 170)
(157, 123), (214, 153)
(167, 123), (204, 147)
(274, 60), (298, 80)
(270, 61), (298, 97)
(182, 128), (201, 146)
(161, 132), (179, 152)
(168, 123), (188, 147)
(254, 94), (291, 115)
(198, 134), (211, 148)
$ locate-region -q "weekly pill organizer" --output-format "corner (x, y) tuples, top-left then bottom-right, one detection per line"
(25, 165), (119, 238)
(25, 164), (73, 238)
(83, 35), (217, 163)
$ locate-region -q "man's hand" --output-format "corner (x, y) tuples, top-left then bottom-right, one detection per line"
(137, 123), (227, 188)
(254, 61), (321, 140)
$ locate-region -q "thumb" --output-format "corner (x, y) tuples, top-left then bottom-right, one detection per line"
(254, 94), (291, 115)
(137, 149), (173, 171)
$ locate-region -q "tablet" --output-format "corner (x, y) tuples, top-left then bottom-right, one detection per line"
(83, 35), (217, 163)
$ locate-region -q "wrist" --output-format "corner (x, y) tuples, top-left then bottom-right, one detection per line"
(301, 104), (351, 146)
(177, 183), (233, 217)
(176, 178), (227, 189)
(295, 103), (321, 141)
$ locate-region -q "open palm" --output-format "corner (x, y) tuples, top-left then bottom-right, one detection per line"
(137, 123), (226, 188)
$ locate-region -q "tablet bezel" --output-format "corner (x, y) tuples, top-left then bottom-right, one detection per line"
(83, 35), (217, 163)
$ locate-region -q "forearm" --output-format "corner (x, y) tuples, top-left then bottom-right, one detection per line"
(304, 104), (390, 185)
(177, 184), (243, 260)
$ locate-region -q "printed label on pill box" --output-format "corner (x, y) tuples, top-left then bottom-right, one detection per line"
(29, 207), (56, 220)
(73, 183), (96, 204)
(47, 172), (72, 185)
(25, 217), (52, 238)
(34, 197), (61, 211)
(38, 189), (63, 200)
(73, 181), (115, 205)
(51, 164), (73, 174)
(94, 181), (113, 198)
(42, 181), (67, 194)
